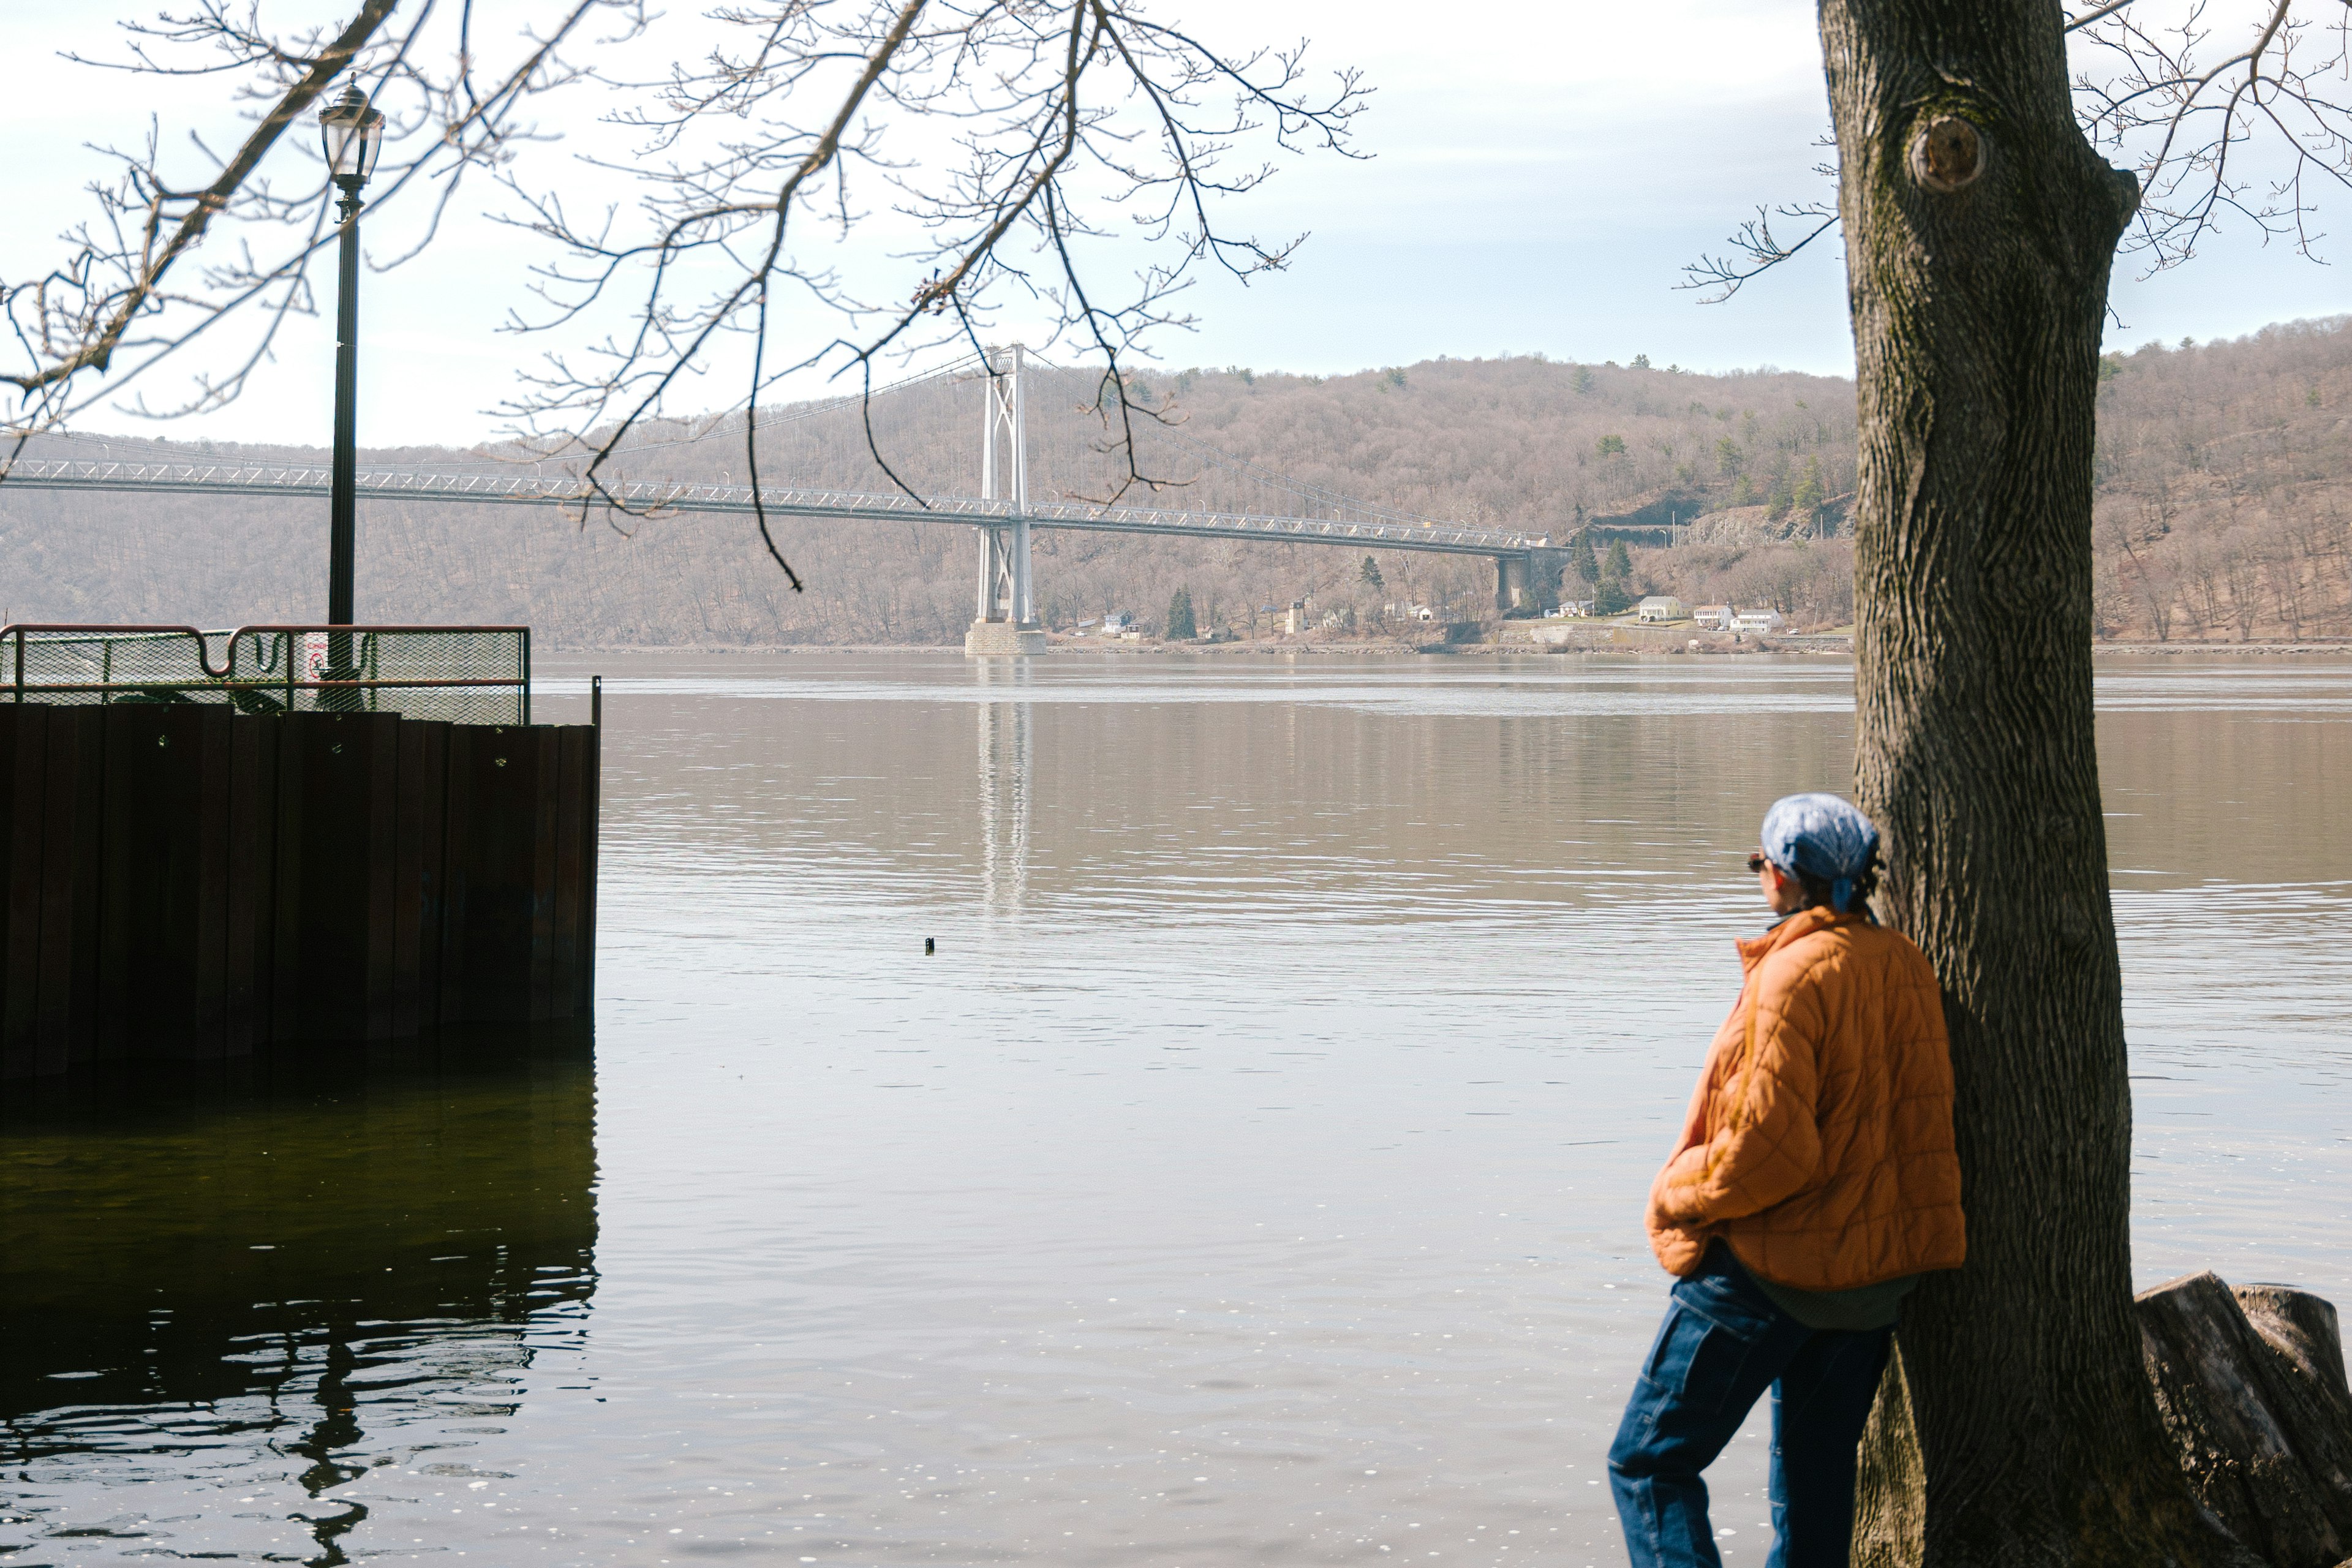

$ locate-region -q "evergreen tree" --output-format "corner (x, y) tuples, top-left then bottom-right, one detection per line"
(1358, 555), (1384, 592)
(1165, 586), (1196, 639)
(1790, 456), (1826, 526)
(1592, 538), (1637, 616)
(1766, 455), (1796, 519)
(1572, 530), (1600, 586)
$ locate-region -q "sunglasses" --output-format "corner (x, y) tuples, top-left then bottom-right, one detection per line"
(1746, 853), (1771, 873)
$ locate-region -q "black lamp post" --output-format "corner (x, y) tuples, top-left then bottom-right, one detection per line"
(318, 85), (385, 631)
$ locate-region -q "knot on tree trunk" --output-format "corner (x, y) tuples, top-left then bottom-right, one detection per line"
(1909, 116), (1985, 193)
(2138, 1272), (2352, 1568)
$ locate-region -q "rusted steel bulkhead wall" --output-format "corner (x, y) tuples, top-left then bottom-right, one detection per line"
(0, 706), (598, 1081)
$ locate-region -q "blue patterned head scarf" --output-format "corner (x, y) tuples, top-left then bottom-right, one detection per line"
(1760, 793), (1880, 914)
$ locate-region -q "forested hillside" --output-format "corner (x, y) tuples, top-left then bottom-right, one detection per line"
(3, 320), (2348, 643)
(2084, 320), (2352, 641)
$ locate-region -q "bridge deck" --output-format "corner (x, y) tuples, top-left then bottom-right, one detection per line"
(4, 459), (1551, 558)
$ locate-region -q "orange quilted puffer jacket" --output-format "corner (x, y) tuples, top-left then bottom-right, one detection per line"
(1646, 904), (1966, 1291)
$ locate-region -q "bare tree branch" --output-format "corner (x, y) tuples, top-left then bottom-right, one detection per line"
(4, 0), (1363, 594)
(1679, 202), (1840, 303)
(2073, 0), (2352, 271)
(6, 0), (399, 401)
(494, 0), (1367, 551)
(2067, 0), (2140, 32)
(3, 0), (643, 447)
(1692, 2), (2352, 300)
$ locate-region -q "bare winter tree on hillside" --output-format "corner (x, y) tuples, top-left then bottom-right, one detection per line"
(2090, 324), (2352, 641)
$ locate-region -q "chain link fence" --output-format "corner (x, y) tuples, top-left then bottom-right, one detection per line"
(1, 625), (530, 725)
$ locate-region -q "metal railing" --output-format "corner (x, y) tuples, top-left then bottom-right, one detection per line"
(1, 624), (530, 725)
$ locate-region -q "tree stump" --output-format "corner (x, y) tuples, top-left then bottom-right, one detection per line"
(2136, 1272), (2352, 1568)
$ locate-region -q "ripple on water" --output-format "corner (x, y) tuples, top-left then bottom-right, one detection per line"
(4, 651), (2346, 1565)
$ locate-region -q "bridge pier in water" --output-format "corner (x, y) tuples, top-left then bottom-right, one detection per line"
(967, 346), (1048, 657)
(1494, 548), (1570, 616)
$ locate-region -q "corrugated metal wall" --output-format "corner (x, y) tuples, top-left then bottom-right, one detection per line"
(0, 704), (598, 1080)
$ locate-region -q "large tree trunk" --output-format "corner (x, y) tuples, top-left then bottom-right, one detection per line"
(1820, 2), (2256, 1562)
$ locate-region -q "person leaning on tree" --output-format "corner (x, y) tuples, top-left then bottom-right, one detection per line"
(1607, 793), (1966, 1568)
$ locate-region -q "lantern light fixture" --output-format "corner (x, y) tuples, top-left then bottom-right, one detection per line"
(318, 85), (385, 188)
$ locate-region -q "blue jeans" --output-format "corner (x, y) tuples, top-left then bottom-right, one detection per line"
(1607, 1245), (1891, 1568)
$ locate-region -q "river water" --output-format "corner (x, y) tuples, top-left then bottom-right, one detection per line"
(6, 653), (2349, 1567)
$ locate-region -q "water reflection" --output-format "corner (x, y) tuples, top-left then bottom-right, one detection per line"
(0, 1030), (596, 1565)
(975, 659), (1033, 917)
(7, 655), (2346, 1567)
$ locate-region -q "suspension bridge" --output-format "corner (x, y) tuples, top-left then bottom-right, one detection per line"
(6, 347), (1572, 654)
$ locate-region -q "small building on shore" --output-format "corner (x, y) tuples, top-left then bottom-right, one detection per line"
(1732, 608), (1788, 635)
(1636, 595), (1691, 624)
(1695, 603), (1735, 631)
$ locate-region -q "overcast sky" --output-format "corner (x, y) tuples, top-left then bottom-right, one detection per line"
(9, 0), (2347, 448)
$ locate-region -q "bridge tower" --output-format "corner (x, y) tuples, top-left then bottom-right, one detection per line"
(965, 345), (1049, 657)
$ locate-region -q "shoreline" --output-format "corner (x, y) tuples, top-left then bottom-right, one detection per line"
(533, 638), (2352, 658)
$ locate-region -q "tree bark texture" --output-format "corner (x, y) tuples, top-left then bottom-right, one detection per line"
(1819, 1), (2254, 1562)
(2137, 1274), (2352, 1568)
